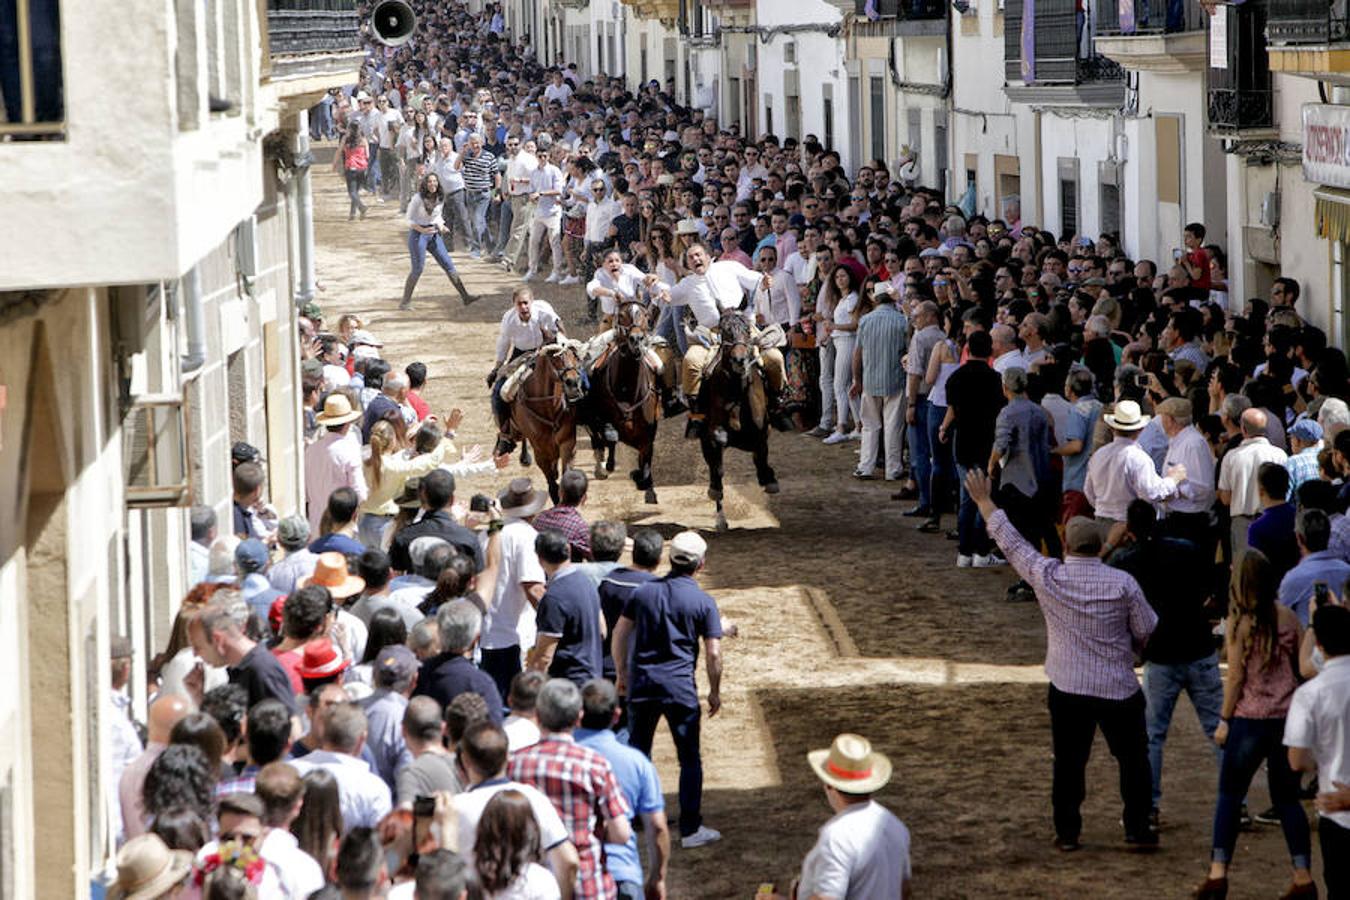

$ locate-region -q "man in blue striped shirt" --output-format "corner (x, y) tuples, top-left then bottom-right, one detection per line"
(455, 133), (498, 257)
(850, 282), (909, 480)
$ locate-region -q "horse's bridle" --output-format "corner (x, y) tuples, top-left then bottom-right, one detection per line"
(718, 312), (753, 382)
(616, 300), (648, 354)
(543, 345), (585, 403)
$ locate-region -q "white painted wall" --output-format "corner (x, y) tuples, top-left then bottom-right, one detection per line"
(951, 2), (1018, 207)
(1035, 112), (1114, 239)
(756, 0), (851, 169)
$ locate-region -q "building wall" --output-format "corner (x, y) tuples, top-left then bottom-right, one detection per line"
(951, 0), (1017, 209)
(755, 0), (851, 169)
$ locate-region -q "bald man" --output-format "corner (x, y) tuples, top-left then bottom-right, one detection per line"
(119, 692), (192, 839)
(1217, 407), (1289, 557)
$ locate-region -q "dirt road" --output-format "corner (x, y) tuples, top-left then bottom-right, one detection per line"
(312, 169), (1308, 898)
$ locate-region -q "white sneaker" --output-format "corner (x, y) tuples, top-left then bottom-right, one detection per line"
(523, 269), (538, 281)
(845, 430), (861, 441)
(973, 553), (1007, 568)
(559, 274), (580, 285)
(545, 271), (561, 283)
(822, 431), (849, 445)
(681, 825), (722, 849)
(957, 554), (974, 568)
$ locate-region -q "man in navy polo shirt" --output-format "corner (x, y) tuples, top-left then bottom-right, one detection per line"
(413, 599), (504, 723)
(597, 529), (662, 682)
(612, 530), (725, 849)
(527, 530), (603, 686)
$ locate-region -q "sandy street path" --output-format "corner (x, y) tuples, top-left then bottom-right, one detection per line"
(312, 168), (1308, 898)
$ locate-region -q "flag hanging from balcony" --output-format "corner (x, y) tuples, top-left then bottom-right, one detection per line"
(1118, 0), (1136, 33)
(864, 0), (881, 20)
(1021, 0), (1036, 82)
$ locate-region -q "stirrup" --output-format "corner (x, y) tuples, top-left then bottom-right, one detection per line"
(493, 436), (516, 457)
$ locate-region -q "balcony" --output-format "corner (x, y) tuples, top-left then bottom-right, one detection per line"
(263, 0), (365, 96)
(621, 0), (682, 26)
(1003, 0), (1126, 104)
(852, 0), (948, 36)
(1267, 0), (1350, 79)
(1093, 0), (1207, 72)
(1207, 0), (1274, 133)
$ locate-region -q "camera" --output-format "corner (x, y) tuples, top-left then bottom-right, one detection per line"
(413, 796), (436, 818)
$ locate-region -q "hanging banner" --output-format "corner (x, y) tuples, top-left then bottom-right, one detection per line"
(1304, 104), (1350, 189)
(1021, 0), (1036, 83)
(1209, 6), (1228, 70)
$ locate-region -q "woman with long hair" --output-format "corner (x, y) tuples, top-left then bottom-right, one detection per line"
(920, 306), (962, 533)
(820, 264), (862, 446)
(474, 790), (560, 899)
(151, 582), (230, 703)
(292, 769), (344, 879)
(400, 172), (477, 309)
(339, 121), (369, 221)
(1194, 550), (1312, 900)
(345, 608), (408, 687)
(143, 745), (215, 830)
(169, 712), (228, 779)
(357, 418), (451, 548)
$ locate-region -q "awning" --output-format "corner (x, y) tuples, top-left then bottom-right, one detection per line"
(1315, 187), (1350, 243)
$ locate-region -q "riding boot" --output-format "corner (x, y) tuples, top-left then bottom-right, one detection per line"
(585, 294), (599, 324)
(662, 390), (687, 418)
(684, 395), (706, 440)
(493, 434), (516, 457)
(399, 273), (417, 310)
(449, 272), (479, 306)
(768, 387), (795, 432)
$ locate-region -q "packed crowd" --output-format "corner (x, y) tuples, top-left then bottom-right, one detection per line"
(105, 0), (1350, 897)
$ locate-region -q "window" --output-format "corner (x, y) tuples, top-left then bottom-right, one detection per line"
(1058, 158), (1081, 238)
(786, 94), (801, 141)
(729, 75), (742, 128)
(1100, 181), (1121, 236)
(764, 94), (773, 137)
(0, 0), (65, 137)
(869, 75), (885, 164)
(640, 33), (648, 84)
(823, 84), (835, 150)
(848, 76), (862, 174)
(597, 33), (605, 71)
(124, 395), (193, 507)
(784, 41), (797, 64)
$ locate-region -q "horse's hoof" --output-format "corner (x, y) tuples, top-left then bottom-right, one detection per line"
(644, 489), (658, 505)
(593, 465), (609, 480)
(606, 458), (616, 473)
(714, 513), (728, 532)
(707, 488), (723, 502)
(763, 482), (780, 495)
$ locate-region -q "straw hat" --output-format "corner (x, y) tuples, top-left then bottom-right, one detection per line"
(498, 477), (548, 518)
(297, 638), (350, 680)
(1102, 399), (1150, 432)
(675, 218), (701, 236)
(298, 551), (366, 599)
(315, 394), (362, 427)
(807, 733), (893, 794)
(108, 834), (193, 900)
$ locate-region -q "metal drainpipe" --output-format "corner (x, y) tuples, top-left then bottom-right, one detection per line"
(295, 109), (317, 306)
(180, 265), (206, 376)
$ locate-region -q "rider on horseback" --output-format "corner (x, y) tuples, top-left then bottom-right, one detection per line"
(585, 249), (684, 419)
(653, 242), (793, 440)
(488, 285), (565, 456)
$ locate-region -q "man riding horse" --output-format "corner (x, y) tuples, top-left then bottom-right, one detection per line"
(488, 285), (565, 456)
(652, 242), (793, 441)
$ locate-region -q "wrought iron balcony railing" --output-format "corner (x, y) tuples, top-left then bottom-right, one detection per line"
(1267, 0), (1350, 45)
(1207, 0), (1273, 132)
(1004, 0), (1125, 83)
(854, 0), (947, 19)
(1095, 0), (1205, 34)
(266, 0), (362, 56)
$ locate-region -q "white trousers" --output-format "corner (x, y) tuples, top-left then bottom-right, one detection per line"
(528, 214), (562, 274)
(830, 333), (859, 431)
(858, 391), (906, 478)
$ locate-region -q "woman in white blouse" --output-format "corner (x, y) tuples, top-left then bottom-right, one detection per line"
(821, 264), (862, 445)
(399, 173), (478, 310)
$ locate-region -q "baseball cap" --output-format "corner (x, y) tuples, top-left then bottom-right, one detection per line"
(669, 531), (707, 566)
(231, 441), (263, 466)
(235, 538), (270, 574)
(1064, 517), (1104, 556)
(374, 645), (419, 686)
(1291, 418), (1324, 443)
(277, 515), (310, 549)
(300, 302), (323, 321)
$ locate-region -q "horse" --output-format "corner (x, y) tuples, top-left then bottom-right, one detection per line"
(699, 309), (779, 530)
(506, 342), (585, 504)
(586, 300), (661, 504)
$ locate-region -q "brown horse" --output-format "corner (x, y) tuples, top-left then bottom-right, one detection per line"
(507, 343), (585, 503)
(586, 300), (661, 504)
(700, 310), (778, 530)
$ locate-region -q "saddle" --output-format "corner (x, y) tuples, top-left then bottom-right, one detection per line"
(498, 352), (534, 402)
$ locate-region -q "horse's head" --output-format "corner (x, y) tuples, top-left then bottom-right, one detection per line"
(718, 310), (753, 380)
(616, 301), (649, 356)
(546, 344), (586, 403)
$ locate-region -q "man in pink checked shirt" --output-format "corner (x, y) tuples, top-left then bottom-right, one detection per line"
(965, 469), (1159, 853)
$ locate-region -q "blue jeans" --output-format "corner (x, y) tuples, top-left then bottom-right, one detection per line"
(465, 189), (491, 252)
(365, 140), (382, 193)
(495, 195), (514, 254)
(955, 463), (992, 556)
(1142, 655), (1222, 808)
(357, 513), (391, 549)
(1211, 716), (1311, 868)
(909, 396), (933, 508)
(407, 229), (458, 282)
(927, 403), (954, 514)
(345, 170), (367, 218)
(628, 701), (703, 837)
